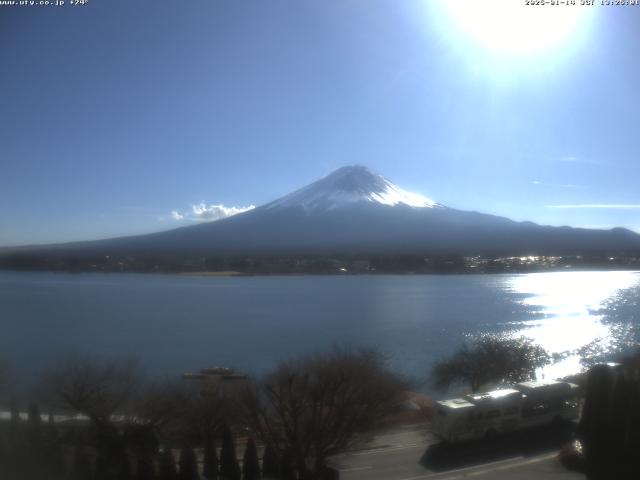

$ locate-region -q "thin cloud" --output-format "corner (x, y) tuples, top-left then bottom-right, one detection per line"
(532, 180), (584, 189)
(556, 156), (603, 165)
(167, 203), (256, 222)
(547, 204), (640, 209)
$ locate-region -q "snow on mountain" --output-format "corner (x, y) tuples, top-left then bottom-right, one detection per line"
(262, 165), (441, 212)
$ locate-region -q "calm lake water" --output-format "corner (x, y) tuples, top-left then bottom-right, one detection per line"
(1, 270), (639, 389)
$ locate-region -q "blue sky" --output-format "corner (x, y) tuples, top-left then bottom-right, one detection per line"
(1, 0), (639, 246)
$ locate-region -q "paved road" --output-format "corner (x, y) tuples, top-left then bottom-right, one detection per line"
(429, 454), (584, 479)
(330, 424), (584, 480)
(336, 444), (431, 480)
(331, 425), (436, 480)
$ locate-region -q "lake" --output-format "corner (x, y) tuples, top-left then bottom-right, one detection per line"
(1, 270), (639, 390)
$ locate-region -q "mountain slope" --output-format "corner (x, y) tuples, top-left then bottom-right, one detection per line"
(3, 166), (640, 259)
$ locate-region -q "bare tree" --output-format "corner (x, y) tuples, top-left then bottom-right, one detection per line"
(133, 380), (191, 441)
(431, 335), (550, 393)
(43, 356), (140, 429)
(43, 356), (141, 480)
(133, 378), (232, 480)
(240, 348), (407, 480)
(182, 382), (230, 445)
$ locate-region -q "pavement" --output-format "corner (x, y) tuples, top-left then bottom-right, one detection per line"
(330, 423), (585, 480)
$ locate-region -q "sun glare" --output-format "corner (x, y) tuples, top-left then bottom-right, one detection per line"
(507, 271), (640, 379)
(440, 0), (591, 55)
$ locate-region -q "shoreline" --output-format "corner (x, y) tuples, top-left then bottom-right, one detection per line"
(179, 270), (247, 277)
(2, 266), (640, 277)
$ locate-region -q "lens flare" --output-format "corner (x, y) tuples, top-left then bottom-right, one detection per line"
(439, 0), (591, 55)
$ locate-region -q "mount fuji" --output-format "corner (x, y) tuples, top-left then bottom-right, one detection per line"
(261, 165), (441, 212)
(4, 166), (640, 261)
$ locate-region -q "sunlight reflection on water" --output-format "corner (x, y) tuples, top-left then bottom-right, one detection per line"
(506, 271), (640, 379)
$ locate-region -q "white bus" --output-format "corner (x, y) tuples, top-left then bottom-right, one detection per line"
(432, 379), (580, 443)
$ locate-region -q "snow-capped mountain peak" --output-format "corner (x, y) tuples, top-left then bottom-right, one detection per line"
(263, 165), (441, 212)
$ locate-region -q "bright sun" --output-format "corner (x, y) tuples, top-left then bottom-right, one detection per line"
(440, 0), (590, 55)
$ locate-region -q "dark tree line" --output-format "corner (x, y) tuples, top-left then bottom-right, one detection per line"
(577, 354), (640, 479)
(0, 402), (64, 480)
(0, 348), (406, 480)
